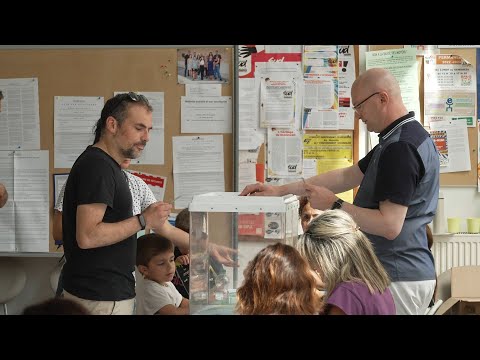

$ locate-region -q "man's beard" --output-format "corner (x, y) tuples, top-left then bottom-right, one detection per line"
(121, 142), (146, 159)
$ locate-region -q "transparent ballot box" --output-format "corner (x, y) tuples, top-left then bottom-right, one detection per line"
(188, 192), (299, 315)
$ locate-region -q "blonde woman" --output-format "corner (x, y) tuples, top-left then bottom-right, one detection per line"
(297, 210), (395, 315)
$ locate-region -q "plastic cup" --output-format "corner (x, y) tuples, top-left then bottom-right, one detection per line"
(467, 218), (480, 233)
(447, 218), (461, 233)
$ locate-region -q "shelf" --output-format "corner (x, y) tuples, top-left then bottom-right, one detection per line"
(0, 252), (63, 258)
(433, 233), (480, 236)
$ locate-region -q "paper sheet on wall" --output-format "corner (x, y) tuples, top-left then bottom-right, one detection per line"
(303, 45), (338, 78)
(302, 134), (353, 202)
(238, 45), (301, 79)
(0, 78), (40, 150)
(302, 133), (353, 160)
(181, 96), (232, 133)
(366, 48), (421, 120)
(0, 150), (49, 252)
(267, 128), (302, 177)
(260, 78), (296, 128)
(255, 62), (303, 129)
(53, 173), (69, 207)
(185, 84), (222, 97)
(338, 45), (356, 130)
(302, 78), (338, 129)
(430, 120), (471, 173)
(424, 54), (476, 127)
(54, 96), (104, 168)
(172, 135), (225, 209)
(429, 130), (449, 167)
(239, 78), (265, 150)
(239, 148), (260, 164)
(265, 45), (302, 53)
(477, 48), (480, 192)
(238, 162), (257, 192)
(115, 91), (165, 165)
(404, 45), (439, 56)
(302, 45), (340, 130)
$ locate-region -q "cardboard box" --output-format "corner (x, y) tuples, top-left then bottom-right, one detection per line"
(435, 266), (480, 315)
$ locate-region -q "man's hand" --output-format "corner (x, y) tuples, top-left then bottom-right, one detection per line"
(239, 182), (280, 196)
(142, 201), (172, 231)
(239, 46), (257, 58)
(208, 243), (238, 267)
(304, 182), (337, 211)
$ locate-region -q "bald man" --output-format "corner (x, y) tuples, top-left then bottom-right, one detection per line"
(241, 68), (439, 315)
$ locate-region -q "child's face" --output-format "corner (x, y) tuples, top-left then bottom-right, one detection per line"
(142, 251), (176, 284)
(301, 203), (322, 232)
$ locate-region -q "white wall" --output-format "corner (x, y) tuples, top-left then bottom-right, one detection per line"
(439, 187), (480, 233)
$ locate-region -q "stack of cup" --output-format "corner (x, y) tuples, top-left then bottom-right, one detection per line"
(467, 218), (480, 233)
(447, 218), (461, 233)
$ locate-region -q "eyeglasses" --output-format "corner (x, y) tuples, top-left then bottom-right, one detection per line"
(125, 92), (149, 104)
(109, 92), (150, 117)
(352, 92), (380, 113)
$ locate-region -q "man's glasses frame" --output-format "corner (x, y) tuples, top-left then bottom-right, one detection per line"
(352, 92), (380, 113)
(109, 92), (150, 117)
(125, 92), (149, 103)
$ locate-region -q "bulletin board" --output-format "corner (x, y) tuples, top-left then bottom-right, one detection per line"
(255, 45), (361, 171)
(369, 45), (478, 186)
(0, 47), (233, 252)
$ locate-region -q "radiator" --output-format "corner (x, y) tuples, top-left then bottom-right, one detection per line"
(432, 234), (480, 276)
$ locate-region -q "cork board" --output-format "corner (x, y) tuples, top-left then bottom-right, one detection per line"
(256, 45), (360, 168)
(368, 46), (477, 186)
(0, 48), (233, 252)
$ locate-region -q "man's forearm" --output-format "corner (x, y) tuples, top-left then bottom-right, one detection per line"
(278, 165), (362, 197)
(77, 216), (142, 249)
(341, 201), (405, 240)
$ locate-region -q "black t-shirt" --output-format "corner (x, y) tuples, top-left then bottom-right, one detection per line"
(62, 146), (136, 301)
(358, 114), (425, 206)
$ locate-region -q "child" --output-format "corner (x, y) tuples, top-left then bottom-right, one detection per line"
(236, 243), (323, 315)
(136, 233), (189, 315)
(298, 196), (322, 232)
(297, 210), (396, 315)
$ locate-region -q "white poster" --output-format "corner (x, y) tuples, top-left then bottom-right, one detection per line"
(0, 150), (49, 252)
(172, 135), (225, 209)
(267, 128), (303, 177)
(366, 48), (421, 120)
(54, 96), (104, 168)
(260, 78), (295, 128)
(181, 97), (232, 133)
(0, 78), (40, 150)
(430, 120), (471, 173)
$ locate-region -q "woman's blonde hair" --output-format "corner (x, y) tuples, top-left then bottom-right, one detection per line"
(236, 243), (323, 315)
(296, 210), (390, 295)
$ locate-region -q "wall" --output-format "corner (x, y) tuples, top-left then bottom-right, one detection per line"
(439, 187), (480, 233)
(0, 45), (233, 313)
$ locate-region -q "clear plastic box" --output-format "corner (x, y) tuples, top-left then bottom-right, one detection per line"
(188, 192), (299, 315)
